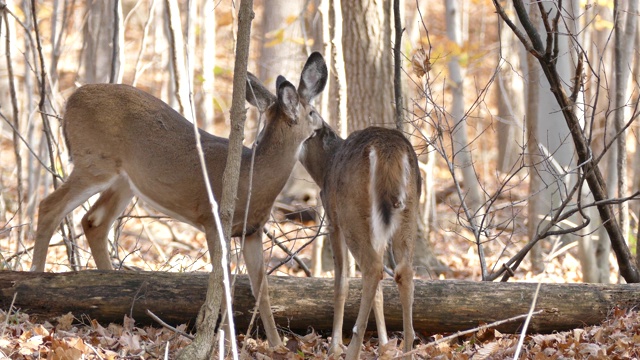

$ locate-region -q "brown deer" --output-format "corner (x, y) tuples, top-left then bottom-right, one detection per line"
(31, 52), (328, 348)
(299, 122), (420, 359)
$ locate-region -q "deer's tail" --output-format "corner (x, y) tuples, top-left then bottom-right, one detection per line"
(369, 145), (412, 254)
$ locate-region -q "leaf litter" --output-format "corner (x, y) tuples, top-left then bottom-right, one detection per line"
(2, 307), (640, 359)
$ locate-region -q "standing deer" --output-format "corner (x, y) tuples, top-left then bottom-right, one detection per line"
(31, 52), (328, 348)
(299, 122), (420, 359)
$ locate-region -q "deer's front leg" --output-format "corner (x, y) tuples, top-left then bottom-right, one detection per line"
(329, 226), (349, 356)
(243, 231), (282, 347)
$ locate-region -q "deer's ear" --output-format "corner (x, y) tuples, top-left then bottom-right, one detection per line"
(297, 52), (328, 103)
(276, 77), (299, 123)
(246, 72), (276, 111)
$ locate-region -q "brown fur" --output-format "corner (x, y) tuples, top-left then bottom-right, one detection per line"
(32, 53), (329, 349)
(300, 123), (421, 359)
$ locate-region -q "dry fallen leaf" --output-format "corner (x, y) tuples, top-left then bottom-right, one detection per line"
(56, 312), (75, 331)
(474, 341), (500, 360)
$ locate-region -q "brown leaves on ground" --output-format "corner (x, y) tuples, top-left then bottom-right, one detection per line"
(2, 308), (640, 359)
(0, 312), (190, 359)
(407, 307), (640, 360)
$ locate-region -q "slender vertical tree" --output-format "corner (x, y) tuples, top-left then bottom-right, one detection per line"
(176, 1), (254, 358)
(445, 0), (486, 259)
(613, 0), (638, 256)
(165, 0), (191, 118)
(256, 0), (306, 141)
(495, 1), (525, 173)
(199, 0), (216, 131)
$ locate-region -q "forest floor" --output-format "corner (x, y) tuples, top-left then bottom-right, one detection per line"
(3, 306), (640, 359)
(3, 210), (640, 359)
(1, 165), (639, 359)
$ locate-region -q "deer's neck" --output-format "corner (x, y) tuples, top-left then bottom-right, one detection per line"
(239, 121), (306, 200)
(299, 123), (344, 188)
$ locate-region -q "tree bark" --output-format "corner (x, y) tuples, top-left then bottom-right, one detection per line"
(495, 1), (525, 174)
(341, 0), (394, 131)
(3, 270), (640, 335)
(392, 0), (403, 131)
(525, 44), (544, 274)
(445, 0), (487, 278)
(177, 2), (254, 359)
(83, 0), (117, 84)
(164, 0), (191, 118)
(613, 0), (638, 261)
(198, 0), (216, 132)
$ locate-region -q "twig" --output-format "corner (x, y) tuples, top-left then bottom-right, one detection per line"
(0, 111), (62, 180)
(397, 310), (544, 358)
(513, 282), (543, 359)
(3, 7), (25, 258)
(267, 217), (325, 275)
(31, 0), (58, 187)
(130, 282), (148, 319)
(1, 292), (18, 337)
(264, 229), (311, 277)
(146, 309), (194, 340)
(84, 342), (105, 360)
(132, 0), (156, 86)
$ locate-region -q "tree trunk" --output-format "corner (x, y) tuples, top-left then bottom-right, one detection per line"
(613, 0), (638, 263)
(414, 77), (446, 277)
(164, 0), (191, 118)
(392, 0), (404, 131)
(525, 44), (544, 274)
(257, 0), (320, 240)
(82, 0), (117, 84)
(198, 0), (216, 132)
(588, 3), (615, 283)
(495, 2), (525, 173)
(177, 2), (254, 358)
(3, 271), (640, 335)
(341, 0), (394, 131)
(255, 0), (306, 143)
(311, 0), (352, 276)
(445, 0), (486, 277)
(108, 0), (124, 84)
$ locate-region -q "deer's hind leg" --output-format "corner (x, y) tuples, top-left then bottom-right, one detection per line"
(344, 229), (385, 360)
(32, 171), (118, 271)
(81, 175), (134, 270)
(391, 211), (417, 357)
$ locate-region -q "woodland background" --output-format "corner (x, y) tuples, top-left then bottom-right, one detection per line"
(1, 0), (640, 358)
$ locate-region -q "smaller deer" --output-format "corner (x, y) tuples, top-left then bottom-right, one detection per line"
(299, 123), (421, 359)
(31, 52), (328, 348)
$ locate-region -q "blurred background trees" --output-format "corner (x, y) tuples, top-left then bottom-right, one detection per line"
(1, 0), (639, 285)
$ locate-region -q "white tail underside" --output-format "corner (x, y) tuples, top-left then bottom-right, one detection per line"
(368, 148), (410, 254)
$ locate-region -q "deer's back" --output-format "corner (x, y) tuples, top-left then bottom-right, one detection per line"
(322, 127), (420, 234)
(62, 84), (239, 227)
(326, 127), (419, 192)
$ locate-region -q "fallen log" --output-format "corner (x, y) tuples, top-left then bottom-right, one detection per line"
(1, 270), (638, 336)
